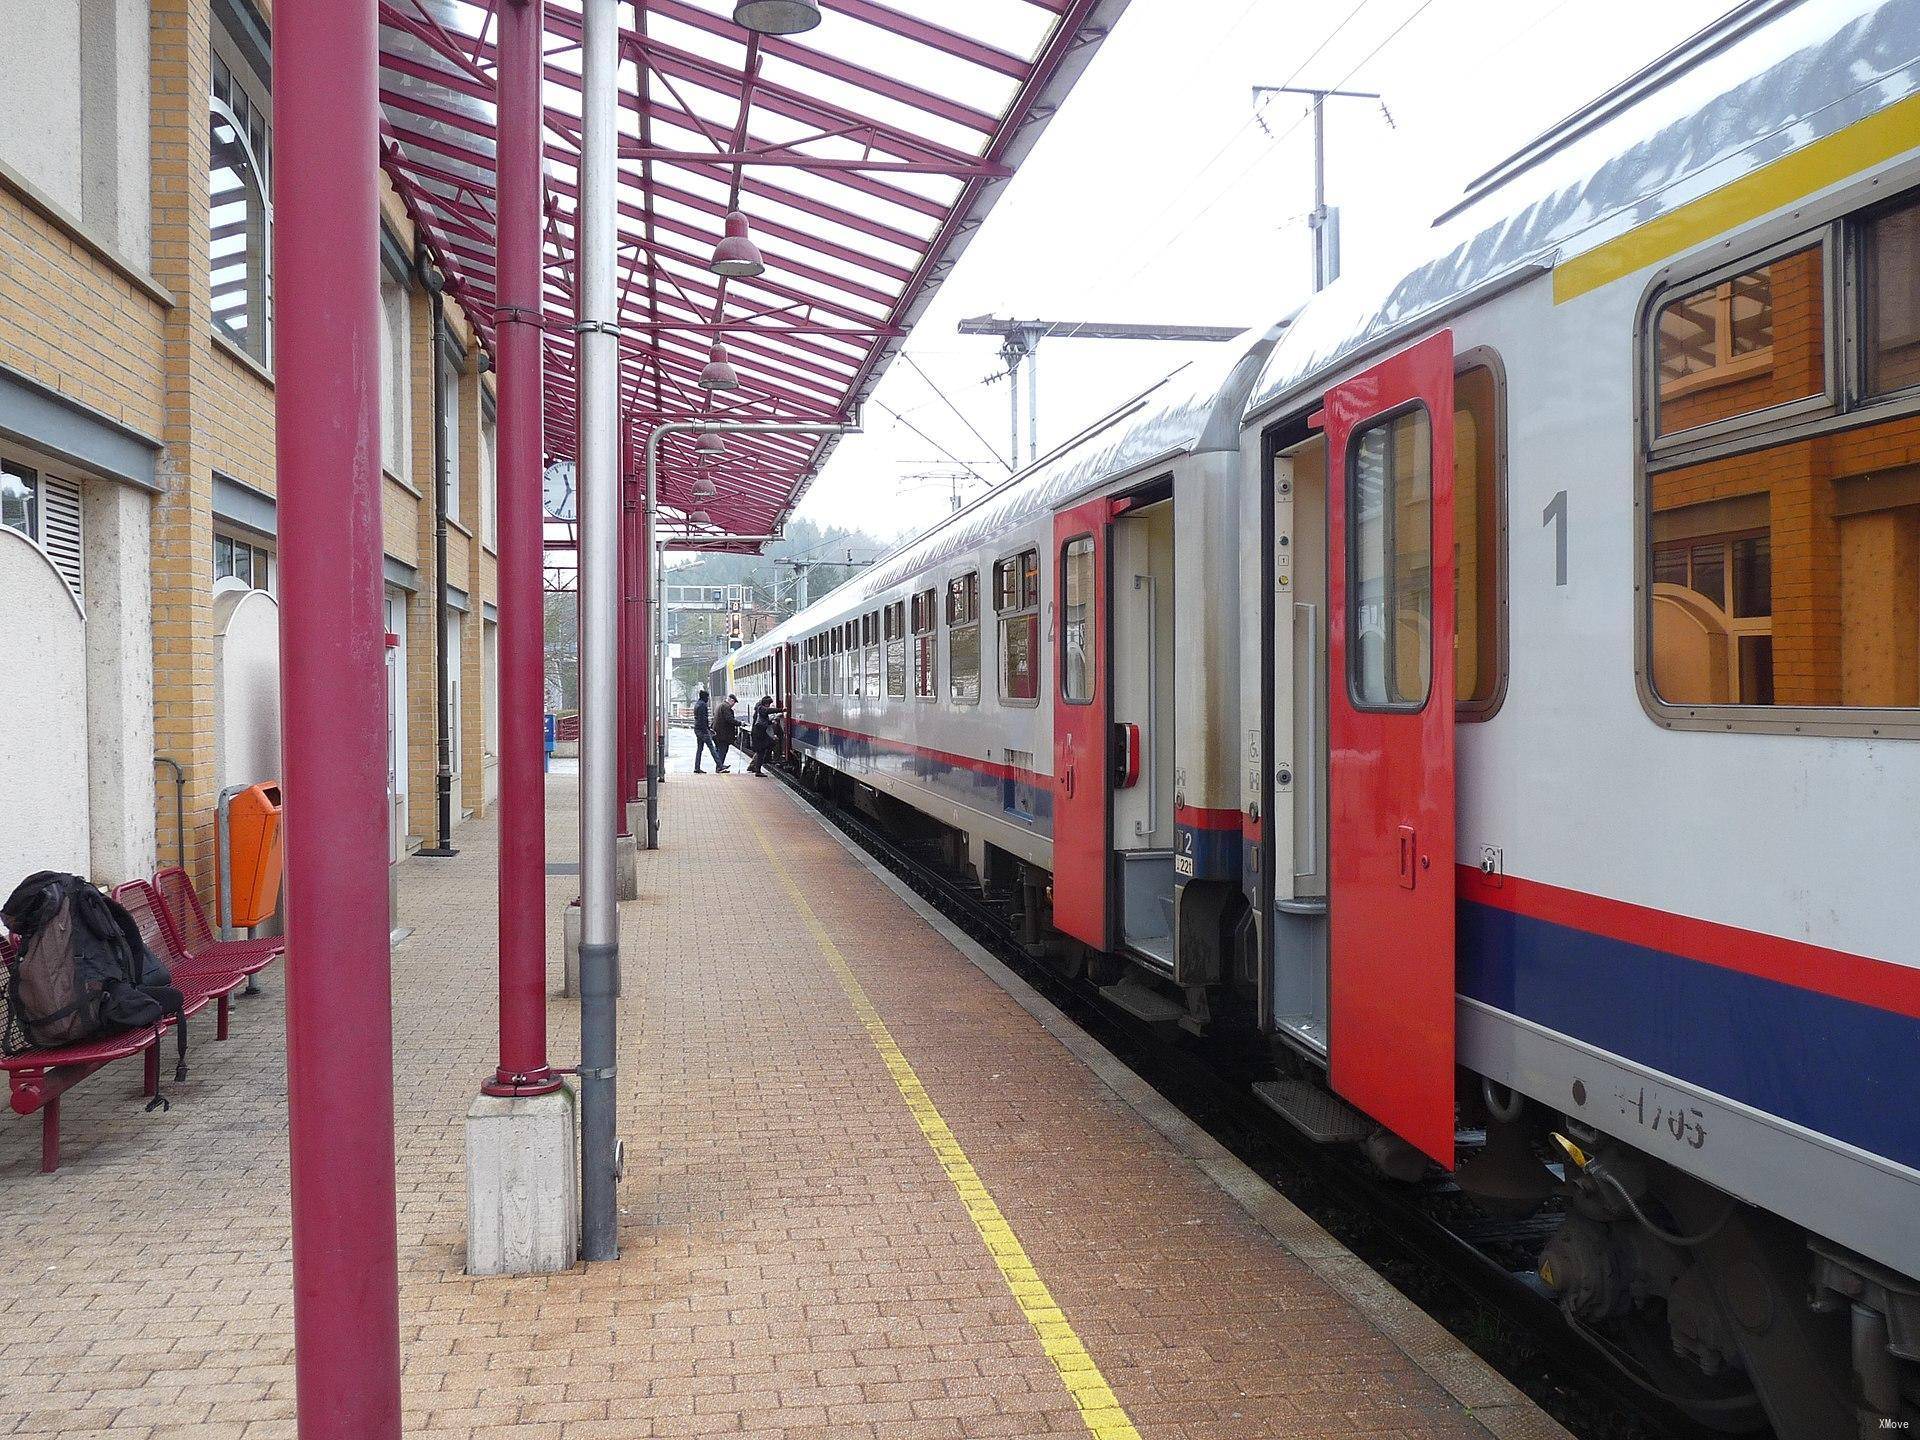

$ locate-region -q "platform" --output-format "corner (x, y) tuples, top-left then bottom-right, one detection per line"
(0, 759), (1563, 1439)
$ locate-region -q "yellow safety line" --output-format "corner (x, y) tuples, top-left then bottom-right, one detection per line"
(1554, 90), (1920, 304)
(737, 795), (1143, 1440)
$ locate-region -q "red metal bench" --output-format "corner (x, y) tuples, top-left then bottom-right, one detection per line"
(154, 866), (283, 980)
(2, 926), (229, 1173)
(113, 880), (249, 1042)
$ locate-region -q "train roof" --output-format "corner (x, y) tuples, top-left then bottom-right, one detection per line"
(739, 321), (1286, 655)
(1243, 0), (1919, 423)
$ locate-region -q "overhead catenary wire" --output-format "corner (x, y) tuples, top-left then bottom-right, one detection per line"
(902, 352), (1015, 472)
(874, 399), (995, 488)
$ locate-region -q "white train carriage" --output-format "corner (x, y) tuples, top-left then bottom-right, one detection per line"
(740, 328), (1283, 969)
(734, 2), (1920, 1427)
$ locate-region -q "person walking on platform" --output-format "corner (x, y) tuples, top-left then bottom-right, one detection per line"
(746, 695), (786, 775)
(692, 687), (722, 773)
(711, 693), (740, 773)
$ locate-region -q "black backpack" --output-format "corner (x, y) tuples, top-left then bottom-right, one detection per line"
(2, 872), (188, 1088)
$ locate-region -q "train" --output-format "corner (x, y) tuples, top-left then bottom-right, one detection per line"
(714, 3), (1920, 1433)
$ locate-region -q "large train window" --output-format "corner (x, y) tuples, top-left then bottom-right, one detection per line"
(911, 588), (936, 699)
(884, 601), (906, 698)
(995, 549), (1040, 705)
(1653, 241), (1829, 441)
(1348, 407), (1433, 710)
(1640, 191), (1920, 733)
(863, 611), (881, 696)
(1061, 536), (1095, 704)
(947, 572), (981, 704)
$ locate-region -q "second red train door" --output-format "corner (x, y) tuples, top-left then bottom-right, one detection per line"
(1322, 330), (1459, 1167)
(1052, 499), (1112, 951)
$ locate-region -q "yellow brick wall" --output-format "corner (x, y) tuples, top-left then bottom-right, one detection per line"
(148, 0), (222, 894)
(0, 188), (168, 436)
(11, 5), (500, 881)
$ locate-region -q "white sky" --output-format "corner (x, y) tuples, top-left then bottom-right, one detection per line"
(789, 0), (1739, 540)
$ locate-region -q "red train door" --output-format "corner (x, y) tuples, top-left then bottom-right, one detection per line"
(1323, 330), (1457, 1166)
(1052, 499), (1112, 950)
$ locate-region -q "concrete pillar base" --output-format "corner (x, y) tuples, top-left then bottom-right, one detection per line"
(465, 1085), (579, 1276)
(562, 900), (581, 997)
(616, 833), (638, 901)
(627, 800), (646, 850)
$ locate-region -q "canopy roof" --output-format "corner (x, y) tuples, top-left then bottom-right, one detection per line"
(376, 0), (1128, 564)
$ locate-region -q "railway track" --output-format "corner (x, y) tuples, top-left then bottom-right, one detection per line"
(778, 766), (1729, 1440)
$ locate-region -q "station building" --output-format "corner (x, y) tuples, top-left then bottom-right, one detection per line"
(0, 0), (500, 899)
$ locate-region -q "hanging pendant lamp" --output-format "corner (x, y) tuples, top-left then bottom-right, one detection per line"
(691, 475), (718, 502)
(689, 508), (713, 526)
(697, 342), (740, 391)
(707, 212), (766, 278)
(733, 0), (820, 36)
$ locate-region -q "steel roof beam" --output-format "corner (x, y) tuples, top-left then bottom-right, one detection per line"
(817, 0), (1032, 81)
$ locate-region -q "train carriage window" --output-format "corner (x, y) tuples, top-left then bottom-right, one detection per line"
(947, 572), (981, 704)
(911, 588), (937, 698)
(1454, 363), (1506, 716)
(1348, 407), (1433, 709)
(995, 549), (1041, 704)
(1060, 537), (1095, 704)
(885, 600), (907, 698)
(1653, 243), (1827, 439)
(1638, 193), (1920, 727)
(1865, 196), (1920, 399)
(830, 628), (843, 696)
(864, 611), (881, 697)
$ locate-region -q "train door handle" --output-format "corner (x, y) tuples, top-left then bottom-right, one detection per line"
(1398, 824), (1417, 890)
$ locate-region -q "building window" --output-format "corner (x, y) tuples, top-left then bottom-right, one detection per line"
(1348, 408), (1433, 710)
(1653, 244), (1825, 439)
(994, 549), (1040, 704)
(1, 460), (38, 542)
(911, 588), (936, 699)
(379, 267), (412, 482)
(441, 346), (463, 511)
(480, 408), (498, 549)
(209, 33), (272, 366)
(884, 600), (906, 698)
(4, 458), (84, 600)
(1060, 537), (1095, 705)
(1641, 189), (1920, 725)
(214, 532), (274, 592)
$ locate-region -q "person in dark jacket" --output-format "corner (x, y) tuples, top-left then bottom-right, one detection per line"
(711, 694), (740, 772)
(691, 687), (720, 772)
(746, 695), (786, 775)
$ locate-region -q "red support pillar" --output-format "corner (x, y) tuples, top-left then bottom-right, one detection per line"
(272, 1), (402, 1434)
(616, 435), (634, 835)
(488, 0), (558, 1097)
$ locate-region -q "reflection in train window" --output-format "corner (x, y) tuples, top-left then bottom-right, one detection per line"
(995, 549), (1040, 704)
(948, 573), (980, 704)
(883, 601), (906, 698)
(1454, 364), (1505, 715)
(1649, 412), (1920, 708)
(865, 611), (881, 696)
(1654, 243), (1826, 438)
(1866, 196), (1920, 398)
(1061, 536), (1094, 704)
(1349, 408), (1432, 709)
(911, 588), (936, 698)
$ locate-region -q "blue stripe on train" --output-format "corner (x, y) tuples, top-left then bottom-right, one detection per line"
(1176, 824), (1241, 881)
(1459, 900), (1920, 1171)
(792, 719), (1053, 837)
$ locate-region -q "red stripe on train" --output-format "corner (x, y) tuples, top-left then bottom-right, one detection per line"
(1176, 804), (1241, 832)
(1457, 863), (1920, 1021)
(797, 717), (1048, 787)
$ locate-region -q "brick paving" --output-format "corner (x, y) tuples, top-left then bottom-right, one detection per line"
(0, 757), (1516, 1438)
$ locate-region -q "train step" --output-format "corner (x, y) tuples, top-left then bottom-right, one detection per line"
(1251, 1078), (1375, 1144)
(1097, 977), (1185, 1035)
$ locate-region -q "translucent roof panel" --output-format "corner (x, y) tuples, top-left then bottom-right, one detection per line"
(377, 0), (1132, 551)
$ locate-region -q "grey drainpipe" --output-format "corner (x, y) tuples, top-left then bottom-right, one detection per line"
(417, 245), (458, 858)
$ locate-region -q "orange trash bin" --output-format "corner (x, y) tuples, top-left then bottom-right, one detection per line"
(225, 782), (284, 928)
